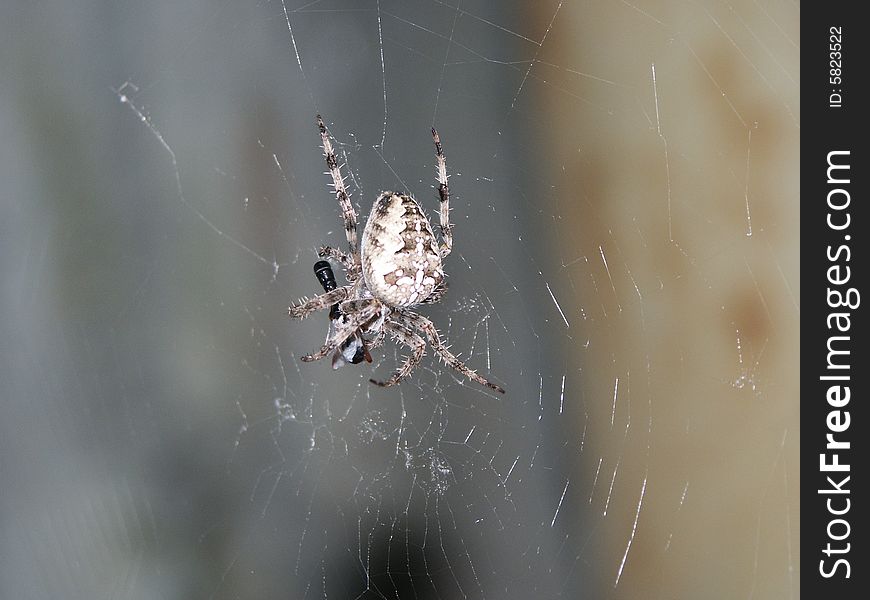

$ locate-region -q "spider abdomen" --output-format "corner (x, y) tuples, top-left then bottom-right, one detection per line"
(361, 191), (444, 307)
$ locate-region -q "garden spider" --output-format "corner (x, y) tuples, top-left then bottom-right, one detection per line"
(288, 116), (505, 394)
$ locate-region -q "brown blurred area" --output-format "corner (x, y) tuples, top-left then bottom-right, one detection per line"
(541, 1), (799, 597)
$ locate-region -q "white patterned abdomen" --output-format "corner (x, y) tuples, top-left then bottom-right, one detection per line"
(361, 192), (444, 307)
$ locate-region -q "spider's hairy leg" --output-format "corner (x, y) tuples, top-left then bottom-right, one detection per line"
(370, 322), (426, 388)
(288, 287), (350, 320)
(317, 115), (360, 267)
(300, 302), (379, 363)
(318, 246), (356, 281)
(432, 127), (452, 259)
(404, 312), (505, 394)
(367, 328), (387, 351)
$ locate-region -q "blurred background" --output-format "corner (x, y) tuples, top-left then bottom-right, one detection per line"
(2, 0), (798, 598)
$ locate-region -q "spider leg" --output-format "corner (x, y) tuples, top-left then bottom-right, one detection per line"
(432, 127), (452, 259)
(317, 115), (361, 275)
(300, 302), (379, 363)
(367, 328), (387, 350)
(318, 246), (356, 281)
(288, 287), (350, 320)
(370, 321), (426, 388)
(402, 311), (505, 394)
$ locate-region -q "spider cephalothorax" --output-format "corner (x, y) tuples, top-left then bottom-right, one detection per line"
(288, 116), (505, 394)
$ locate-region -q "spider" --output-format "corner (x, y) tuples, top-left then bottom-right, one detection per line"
(288, 115), (505, 394)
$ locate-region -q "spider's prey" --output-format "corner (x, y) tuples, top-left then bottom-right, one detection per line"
(313, 260), (370, 369)
(288, 116), (505, 394)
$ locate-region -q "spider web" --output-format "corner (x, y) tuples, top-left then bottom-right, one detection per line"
(2, 0), (799, 598)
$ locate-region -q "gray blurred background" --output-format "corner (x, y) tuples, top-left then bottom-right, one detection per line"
(2, 1), (798, 598)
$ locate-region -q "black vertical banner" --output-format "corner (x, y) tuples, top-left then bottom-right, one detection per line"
(803, 4), (867, 597)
